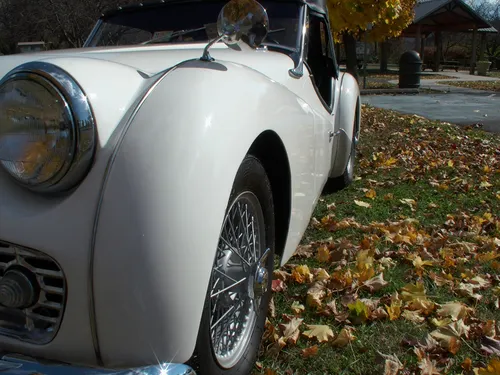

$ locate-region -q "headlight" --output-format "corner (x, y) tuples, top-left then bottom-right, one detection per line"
(0, 61), (96, 193)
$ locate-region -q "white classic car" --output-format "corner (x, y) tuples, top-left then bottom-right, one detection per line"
(0, 0), (360, 374)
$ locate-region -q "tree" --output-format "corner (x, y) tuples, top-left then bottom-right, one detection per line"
(326, 0), (417, 79)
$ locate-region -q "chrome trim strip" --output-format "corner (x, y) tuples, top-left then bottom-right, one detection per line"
(289, 5), (308, 78)
(0, 62), (97, 193)
(84, 20), (103, 48)
(88, 65), (179, 365)
(0, 356), (196, 375)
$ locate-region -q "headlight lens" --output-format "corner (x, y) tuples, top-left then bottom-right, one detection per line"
(0, 77), (74, 186)
(0, 62), (96, 192)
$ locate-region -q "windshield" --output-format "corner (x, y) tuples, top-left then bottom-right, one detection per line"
(86, 0), (302, 50)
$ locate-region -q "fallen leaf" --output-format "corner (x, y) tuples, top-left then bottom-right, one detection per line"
(331, 326), (356, 347)
(316, 245), (331, 263)
(437, 302), (472, 321)
(476, 358), (500, 375)
(402, 310), (425, 324)
(291, 265), (313, 284)
(302, 324), (334, 343)
(354, 200), (372, 208)
(279, 316), (303, 345)
(418, 355), (442, 375)
(301, 345), (319, 358)
(348, 299), (370, 325)
(366, 189), (377, 199)
(291, 301), (305, 315)
(378, 352), (404, 375)
(362, 273), (389, 292)
(272, 279), (287, 292)
(462, 358), (472, 372)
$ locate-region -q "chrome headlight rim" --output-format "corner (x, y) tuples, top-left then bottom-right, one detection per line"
(0, 61), (97, 193)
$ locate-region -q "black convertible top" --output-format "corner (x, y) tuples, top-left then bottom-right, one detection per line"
(101, 0), (327, 18)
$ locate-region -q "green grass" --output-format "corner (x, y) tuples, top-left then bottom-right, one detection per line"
(254, 106), (500, 375)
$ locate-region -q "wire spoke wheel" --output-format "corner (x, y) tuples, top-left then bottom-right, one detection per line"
(209, 191), (269, 369)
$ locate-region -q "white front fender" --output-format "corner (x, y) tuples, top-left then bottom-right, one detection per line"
(92, 58), (316, 367)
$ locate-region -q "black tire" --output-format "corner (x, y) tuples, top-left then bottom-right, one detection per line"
(189, 155), (275, 375)
(323, 101), (360, 195)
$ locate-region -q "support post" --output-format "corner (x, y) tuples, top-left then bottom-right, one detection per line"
(415, 24), (421, 52)
(478, 32), (487, 61)
(469, 26), (478, 75)
(434, 31), (442, 72)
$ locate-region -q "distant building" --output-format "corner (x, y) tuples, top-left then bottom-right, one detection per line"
(17, 41), (45, 53)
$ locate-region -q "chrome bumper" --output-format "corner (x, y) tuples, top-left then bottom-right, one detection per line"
(0, 356), (196, 375)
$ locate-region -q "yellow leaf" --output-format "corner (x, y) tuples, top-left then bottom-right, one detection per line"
(354, 200), (372, 208)
(448, 160), (454, 167)
(302, 324), (334, 343)
(384, 193), (394, 201)
(481, 181), (493, 188)
(386, 292), (402, 321)
(316, 245), (331, 263)
(291, 265), (313, 284)
(365, 189), (377, 199)
(476, 358), (500, 375)
(306, 281), (327, 309)
(401, 282), (427, 301)
(331, 326), (356, 347)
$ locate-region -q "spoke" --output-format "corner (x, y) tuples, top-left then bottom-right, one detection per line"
(215, 299), (244, 351)
(213, 266), (238, 283)
(210, 277), (247, 298)
(220, 236), (251, 267)
(252, 216), (257, 263)
(228, 211), (245, 258)
(211, 305), (235, 330)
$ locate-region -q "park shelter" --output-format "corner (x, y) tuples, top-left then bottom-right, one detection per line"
(402, 0), (498, 74)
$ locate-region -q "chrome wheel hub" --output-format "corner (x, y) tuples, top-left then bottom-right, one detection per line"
(209, 191), (268, 369)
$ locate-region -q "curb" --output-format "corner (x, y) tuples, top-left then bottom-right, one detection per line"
(360, 88), (420, 95)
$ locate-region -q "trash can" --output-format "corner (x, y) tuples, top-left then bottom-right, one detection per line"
(399, 50), (422, 89)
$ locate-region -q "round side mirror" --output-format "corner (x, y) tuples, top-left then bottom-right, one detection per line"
(217, 0), (269, 49)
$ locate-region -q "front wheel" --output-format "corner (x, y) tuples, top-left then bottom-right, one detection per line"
(191, 155), (275, 375)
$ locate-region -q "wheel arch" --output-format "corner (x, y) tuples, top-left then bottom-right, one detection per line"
(247, 130), (291, 263)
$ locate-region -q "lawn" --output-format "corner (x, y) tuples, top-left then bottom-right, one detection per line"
(255, 106), (500, 375)
(439, 80), (500, 92)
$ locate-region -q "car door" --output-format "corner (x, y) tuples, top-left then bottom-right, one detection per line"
(303, 10), (340, 193)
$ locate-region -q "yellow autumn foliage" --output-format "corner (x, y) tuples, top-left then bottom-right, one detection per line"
(327, 0), (417, 42)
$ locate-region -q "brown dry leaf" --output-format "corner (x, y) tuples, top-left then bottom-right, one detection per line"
(291, 265), (313, 284)
(293, 245), (314, 258)
(365, 189), (377, 199)
(430, 320), (470, 353)
(362, 273), (389, 292)
(354, 199), (372, 208)
(302, 324), (334, 343)
(400, 198), (417, 211)
(462, 358), (472, 372)
(384, 193), (394, 201)
(306, 281), (327, 309)
(314, 268), (330, 281)
(418, 356), (442, 375)
(263, 369), (278, 375)
(457, 282), (483, 301)
(437, 302), (473, 321)
(301, 345), (319, 359)
(377, 352), (404, 375)
(402, 310), (425, 324)
(279, 316), (303, 345)
(269, 297), (276, 318)
(291, 301), (305, 315)
(401, 282), (427, 302)
(431, 318), (452, 328)
(482, 320), (496, 337)
(316, 245), (331, 263)
(331, 326), (356, 348)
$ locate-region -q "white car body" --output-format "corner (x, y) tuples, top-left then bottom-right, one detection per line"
(0, 0), (360, 374)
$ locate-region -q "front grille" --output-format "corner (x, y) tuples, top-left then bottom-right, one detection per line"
(0, 240), (66, 344)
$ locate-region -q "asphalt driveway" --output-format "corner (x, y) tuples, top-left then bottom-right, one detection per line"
(362, 90), (500, 134)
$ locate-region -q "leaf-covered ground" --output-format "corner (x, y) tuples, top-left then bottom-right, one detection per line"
(439, 80), (500, 92)
(255, 106), (500, 375)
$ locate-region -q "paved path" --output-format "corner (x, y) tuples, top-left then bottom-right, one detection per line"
(363, 71), (500, 134)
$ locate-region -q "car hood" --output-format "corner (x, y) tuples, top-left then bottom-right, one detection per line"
(0, 42), (296, 84)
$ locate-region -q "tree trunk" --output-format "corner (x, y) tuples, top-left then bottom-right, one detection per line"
(380, 40), (389, 72)
(342, 31), (359, 80)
